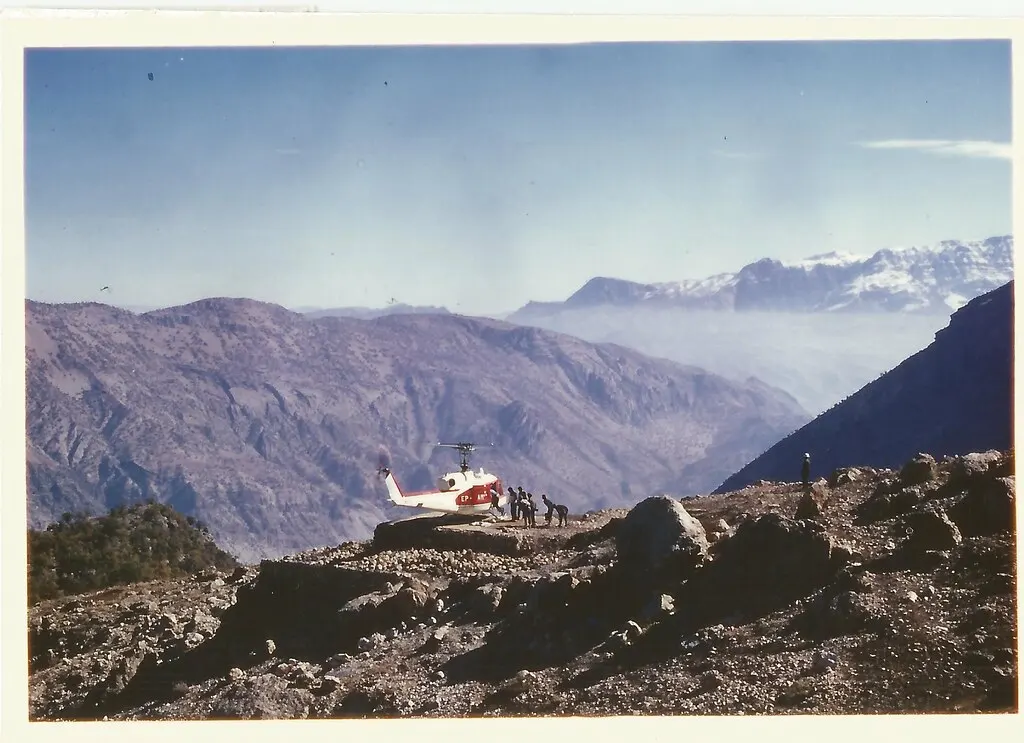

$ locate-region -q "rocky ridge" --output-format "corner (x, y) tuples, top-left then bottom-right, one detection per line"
(27, 449), (1017, 719)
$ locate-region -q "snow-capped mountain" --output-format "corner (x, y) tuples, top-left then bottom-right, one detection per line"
(511, 235), (1014, 318)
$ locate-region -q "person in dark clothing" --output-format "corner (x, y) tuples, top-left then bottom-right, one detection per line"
(541, 494), (555, 525)
(554, 502), (568, 527)
(542, 493), (568, 527)
(801, 453), (811, 489)
(516, 487), (528, 524)
(508, 485), (519, 520)
(489, 485), (504, 517)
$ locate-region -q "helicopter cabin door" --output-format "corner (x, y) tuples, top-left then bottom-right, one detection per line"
(457, 483), (491, 509)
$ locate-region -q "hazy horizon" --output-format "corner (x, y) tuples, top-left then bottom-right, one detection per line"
(25, 39), (1012, 316)
(504, 305), (951, 414)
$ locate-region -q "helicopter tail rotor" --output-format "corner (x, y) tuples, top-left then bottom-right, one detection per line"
(376, 445), (392, 476)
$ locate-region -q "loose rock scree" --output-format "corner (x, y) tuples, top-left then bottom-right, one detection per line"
(27, 449), (1017, 719)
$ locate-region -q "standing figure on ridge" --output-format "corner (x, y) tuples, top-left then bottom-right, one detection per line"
(509, 485), (520, 521)
(802, 453), (811, 490)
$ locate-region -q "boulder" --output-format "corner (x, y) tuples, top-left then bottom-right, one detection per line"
(899, 453), (938, 488)
(468, 584), (504, 615)
(856, 485), (923, 524)
(615, 496), (709, 577)
(901, 507), (963, 554)
(949, 476), (1016, 536)
(382, 580), (432, 620)
(796, 482), (829, 521)
(337, 590), (394, 623)
(335, 580), (434, 645)
(640, 593), (676, 622)
(800, 589), (876, 638)
(683, 513), (836, 621)
(828, 467), (862, 488)
(948, 450), (1011, 485)
(79, 649), (158, 713)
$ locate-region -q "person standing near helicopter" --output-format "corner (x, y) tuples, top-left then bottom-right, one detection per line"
(516, 486), (528, 522)
(489, 484), (505, 517)
(525, 492), (538, 527)
(542, 493), (556, 525)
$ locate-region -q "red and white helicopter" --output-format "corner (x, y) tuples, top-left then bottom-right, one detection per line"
(376, 442), (508, 516)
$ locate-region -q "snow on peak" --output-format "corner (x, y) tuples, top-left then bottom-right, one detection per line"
(544, 235), (1013, 315)
(646, 272), (737, 299)
(784, 251), (869, 269)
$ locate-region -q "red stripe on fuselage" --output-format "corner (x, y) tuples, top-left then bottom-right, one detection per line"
(452, 482), (499, 506)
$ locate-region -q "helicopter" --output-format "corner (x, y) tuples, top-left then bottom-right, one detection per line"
(376, 442), (508, 515)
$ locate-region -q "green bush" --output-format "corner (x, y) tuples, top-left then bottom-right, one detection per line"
(28, 502), (239, 605)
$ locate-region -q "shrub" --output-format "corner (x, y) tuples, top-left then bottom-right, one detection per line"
(27, 502), (238, 604)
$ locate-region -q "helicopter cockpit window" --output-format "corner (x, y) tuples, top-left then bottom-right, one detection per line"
(448, 478), (456, 488)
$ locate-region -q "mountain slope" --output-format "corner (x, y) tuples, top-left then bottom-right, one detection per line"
(26, 298), (809, 561)
(713, 281), (1013, 493)
(510, 235), (1013, 318)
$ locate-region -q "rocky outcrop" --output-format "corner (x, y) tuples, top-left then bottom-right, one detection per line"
(373, 516), (533, 556)
(679, 514), (840, 624)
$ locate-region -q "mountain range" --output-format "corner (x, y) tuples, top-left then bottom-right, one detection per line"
(715, 280), (1014, 492)
(494, 236), (1013, 415)
(509, 235), (1013, 318)
(102, 235), (1014, 323)
(281, 236), (1011, 415)
(23, 234), (1014, 561)
(25, 299), (808, 562)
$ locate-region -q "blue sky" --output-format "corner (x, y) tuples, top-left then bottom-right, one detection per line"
(24, 39), (1012, 315)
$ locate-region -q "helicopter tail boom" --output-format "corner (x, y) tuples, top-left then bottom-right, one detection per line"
(377, 467), (463, 513)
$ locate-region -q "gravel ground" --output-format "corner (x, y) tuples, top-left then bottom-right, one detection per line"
(27, 450), (1018, 720)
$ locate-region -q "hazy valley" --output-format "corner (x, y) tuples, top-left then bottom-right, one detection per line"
(26, 299), (808, 562)
(500, 236), (1012, 415)
(497, 307), (949, 415)
(717, 281), (1014, 493)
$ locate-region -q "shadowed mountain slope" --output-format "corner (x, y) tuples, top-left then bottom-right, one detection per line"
(714, 281), (1013, 493)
